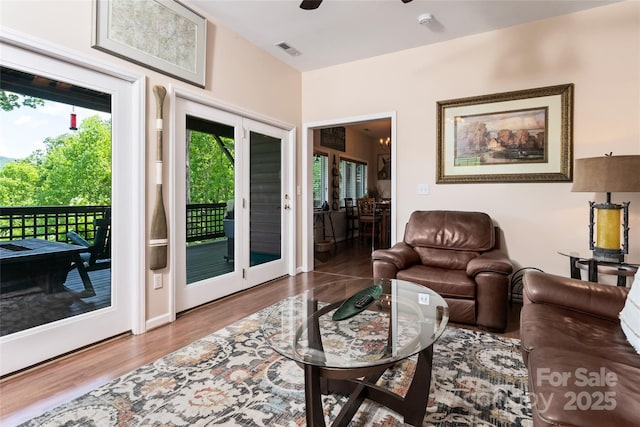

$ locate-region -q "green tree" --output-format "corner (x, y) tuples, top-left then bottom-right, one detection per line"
(0, 91), (44, 111)
(188, 131), (234, 204)
(0, 160), (39, 205)
(35, 115), (112, 206)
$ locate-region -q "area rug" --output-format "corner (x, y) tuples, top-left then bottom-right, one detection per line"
(20, 306), (532, 426)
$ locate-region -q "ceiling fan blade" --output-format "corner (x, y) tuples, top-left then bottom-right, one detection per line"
(401, 0), (413, 3)
(300, 0), (322, 10)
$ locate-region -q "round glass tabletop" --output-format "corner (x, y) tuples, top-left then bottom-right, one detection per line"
(261, 278), (449, 369)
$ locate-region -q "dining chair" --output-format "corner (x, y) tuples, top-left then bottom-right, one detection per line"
(344, 198), (359, 240)
(356, 198), (380, 250)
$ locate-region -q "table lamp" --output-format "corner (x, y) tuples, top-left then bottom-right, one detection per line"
(572, 154), (640, 262)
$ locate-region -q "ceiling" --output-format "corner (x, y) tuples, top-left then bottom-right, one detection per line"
(189, 0), (618, 72)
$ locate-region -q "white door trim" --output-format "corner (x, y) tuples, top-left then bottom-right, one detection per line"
(300, 112), (397, 273)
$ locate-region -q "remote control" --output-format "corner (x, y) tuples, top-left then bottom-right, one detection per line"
(353, 294), (375, 309)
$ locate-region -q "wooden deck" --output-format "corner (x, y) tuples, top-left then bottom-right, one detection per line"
(0, 240), (233, 337)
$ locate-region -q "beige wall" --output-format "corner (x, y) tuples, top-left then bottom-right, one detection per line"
(302, 1), (640, 278)
(0, 0), (302, 321)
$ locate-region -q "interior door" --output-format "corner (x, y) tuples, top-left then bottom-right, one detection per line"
(173, 97), (291, 312)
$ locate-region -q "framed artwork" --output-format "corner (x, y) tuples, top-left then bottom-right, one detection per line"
(436, 84), (573, 183)
(320, 127), (346, 152)
(92, 0), (207, 87)
(377, 154), (391, 180)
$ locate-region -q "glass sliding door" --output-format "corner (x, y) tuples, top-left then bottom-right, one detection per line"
(0, 38), (140, 375)
(0, 67), (113, 336)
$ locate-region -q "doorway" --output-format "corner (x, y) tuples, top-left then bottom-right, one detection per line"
(303, 113), (396, 272)
(172, 92), (294, 313)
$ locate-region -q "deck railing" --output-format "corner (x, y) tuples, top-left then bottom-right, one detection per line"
(0, 206), (110, 242)
(186, 202), (228, 242)
(0, 203), (228, 243)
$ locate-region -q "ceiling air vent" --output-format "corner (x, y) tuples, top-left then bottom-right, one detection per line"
(275, 41), (301, 57)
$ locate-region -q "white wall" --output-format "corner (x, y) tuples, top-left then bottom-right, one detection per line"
(302, 1), (640, 278)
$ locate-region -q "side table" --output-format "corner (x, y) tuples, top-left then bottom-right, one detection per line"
(558, 251), (639, 287)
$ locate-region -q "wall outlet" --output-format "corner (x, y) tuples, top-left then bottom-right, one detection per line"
(153, 273), (163, 289)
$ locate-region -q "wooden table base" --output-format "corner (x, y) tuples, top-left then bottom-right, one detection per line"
(303, 345), (434, 427)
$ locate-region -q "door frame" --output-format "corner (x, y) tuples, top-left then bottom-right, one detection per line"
(168, 86), (296, 319)
(0, 28), (145, 375)
(301, 112), (397, 272)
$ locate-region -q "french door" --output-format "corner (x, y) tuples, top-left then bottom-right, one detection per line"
(173, 95), (292, 313)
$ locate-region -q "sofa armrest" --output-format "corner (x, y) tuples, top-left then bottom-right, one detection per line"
(523, 270), (629, 320)
(372, 242), (420, 270)
(466, 249), (513, 277)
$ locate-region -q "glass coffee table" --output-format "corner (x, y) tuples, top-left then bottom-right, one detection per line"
(262, 278), (449, 427)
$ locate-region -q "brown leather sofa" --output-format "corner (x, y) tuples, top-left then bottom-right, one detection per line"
(372, 210), (513, 331)
(520, 270), (640, 427)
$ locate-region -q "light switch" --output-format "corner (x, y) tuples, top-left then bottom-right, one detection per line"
(417, 184), (429, 195)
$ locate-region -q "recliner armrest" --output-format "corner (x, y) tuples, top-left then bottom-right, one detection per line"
(372, 242), (420, 270)
(523, 270), (629, 321)
(466, 249), (512, 277)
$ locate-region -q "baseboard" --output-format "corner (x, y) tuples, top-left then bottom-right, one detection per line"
(145, 313), (173, 331)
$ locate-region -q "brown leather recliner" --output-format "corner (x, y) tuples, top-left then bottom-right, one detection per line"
(372, 210), (513, 331)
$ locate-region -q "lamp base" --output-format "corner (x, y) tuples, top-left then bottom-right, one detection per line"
(592, 247), (624, 263)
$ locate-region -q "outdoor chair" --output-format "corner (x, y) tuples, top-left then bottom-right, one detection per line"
(67, 216), (111, 296)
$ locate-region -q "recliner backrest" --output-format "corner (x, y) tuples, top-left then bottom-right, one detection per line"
(404, 211), (495, 269)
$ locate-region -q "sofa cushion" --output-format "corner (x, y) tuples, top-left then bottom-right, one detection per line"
(620, 270), (640, 354)
(521, 303), (640, 368)
(397, 265), (475, 299)
(404, 210), (494, 251)
(527, 348), (640, 427)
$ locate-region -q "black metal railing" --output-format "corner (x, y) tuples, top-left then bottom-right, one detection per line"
(0, 203), (229, 244)
(186, 202), (228, 242)
(0, 206), (110, 242)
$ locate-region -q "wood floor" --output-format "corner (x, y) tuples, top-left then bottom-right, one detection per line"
(0, 239), (522, 426)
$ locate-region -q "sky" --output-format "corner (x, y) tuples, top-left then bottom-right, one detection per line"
(0, 98), (111, 159)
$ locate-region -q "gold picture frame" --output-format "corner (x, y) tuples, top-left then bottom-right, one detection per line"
(436, 84), (573, 183)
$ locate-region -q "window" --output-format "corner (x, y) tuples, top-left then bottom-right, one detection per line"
(340, 158), (367, 206)
(313, 153), (329, 209)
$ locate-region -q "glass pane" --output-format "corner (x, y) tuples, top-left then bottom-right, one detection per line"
(185, 116), (235, 284)
(339, 159), (368, 203)
(0, 67), (112, 336)
(250, 131), (281, 267)
(313, 154), (328, 209)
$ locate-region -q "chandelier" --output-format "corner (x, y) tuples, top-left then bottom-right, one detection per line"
(379, 137), (391, 149)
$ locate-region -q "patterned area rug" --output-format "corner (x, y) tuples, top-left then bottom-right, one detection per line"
(21, 307), (532, 426)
